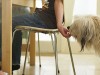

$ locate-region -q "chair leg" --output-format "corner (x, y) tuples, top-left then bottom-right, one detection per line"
(51, 33), (59, 75)
(12, 71), (13, 75)
(38, 33), (41, 67)
(13, 29), (20, 42)
(22, 31), (30, 75)
(67, 38), (76, 75)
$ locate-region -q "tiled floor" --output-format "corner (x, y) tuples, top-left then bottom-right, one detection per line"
(1, 54), (100, 75)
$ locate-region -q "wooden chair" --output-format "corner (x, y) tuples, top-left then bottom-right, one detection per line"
(2, 0), (36, 75)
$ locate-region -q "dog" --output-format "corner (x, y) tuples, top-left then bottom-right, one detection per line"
(68, 15), (100, 55)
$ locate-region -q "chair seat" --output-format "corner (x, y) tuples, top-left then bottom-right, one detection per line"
(15, 26), (59, 33)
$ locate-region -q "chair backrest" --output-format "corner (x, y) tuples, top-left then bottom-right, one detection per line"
(63, 0), (75, 26)
(42, 0), (45, 6)
(12, 0), (35, 7)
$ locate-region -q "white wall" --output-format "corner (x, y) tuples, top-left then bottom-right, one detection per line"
(97, 0), (100, 15)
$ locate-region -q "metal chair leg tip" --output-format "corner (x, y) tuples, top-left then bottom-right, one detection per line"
(58, 70), (60, 73)
(39, 64), (41, 67)
(22, 73), (24, 75)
